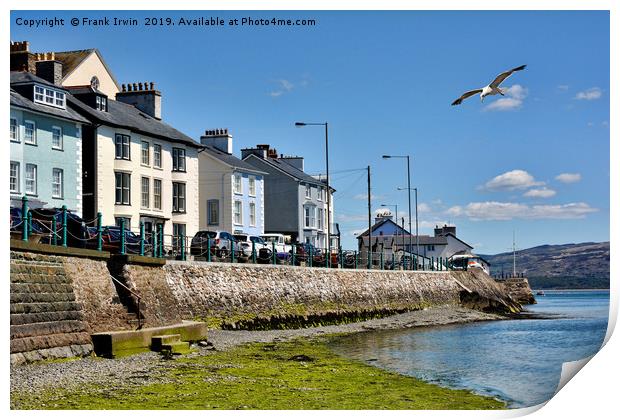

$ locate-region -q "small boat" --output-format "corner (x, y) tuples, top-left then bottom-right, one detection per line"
(536, 290), (545, 296)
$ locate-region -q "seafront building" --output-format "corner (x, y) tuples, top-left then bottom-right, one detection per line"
(198, 130), (266, 236)
(356, 213), (474, 261)
(241, 144), (336, 249)
(10, 41), (201, 242)
(10, 70), (89, 216)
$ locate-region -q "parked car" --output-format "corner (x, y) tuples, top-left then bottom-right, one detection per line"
(85, 226), (149, 254)
(10, 206), (89, 248)
(190, 230), (236, 258)
(261, 233), (292, 254)
(232, 234), (269, 258)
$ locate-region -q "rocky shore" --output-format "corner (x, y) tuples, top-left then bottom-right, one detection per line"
(11, 305), (502, 399)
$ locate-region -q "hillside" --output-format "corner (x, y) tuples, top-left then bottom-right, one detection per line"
(481, 242), (610, 289)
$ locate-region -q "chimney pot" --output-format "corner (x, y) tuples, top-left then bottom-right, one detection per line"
(150, 82), (154, 90)
(138, 82), (143, 91)
(132, 83), (138, 91)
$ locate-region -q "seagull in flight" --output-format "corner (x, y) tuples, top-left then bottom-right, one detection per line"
(451, 65), (527, 106)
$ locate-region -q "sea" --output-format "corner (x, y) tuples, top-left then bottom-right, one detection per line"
(329, 290), (610, 408)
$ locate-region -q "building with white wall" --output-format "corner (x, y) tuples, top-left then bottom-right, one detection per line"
(198, 129), (266, 236)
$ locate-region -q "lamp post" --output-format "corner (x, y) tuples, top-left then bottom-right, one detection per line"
(397, 187), (420, 260)
(295, 122), (331, 267)
(383, 155), (413, 266)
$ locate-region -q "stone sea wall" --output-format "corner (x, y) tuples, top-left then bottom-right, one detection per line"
(160, 261), (521, 329)
(10, 246), (522, 363)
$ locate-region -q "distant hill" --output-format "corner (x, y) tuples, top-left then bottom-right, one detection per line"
(480, 242), (610, 289)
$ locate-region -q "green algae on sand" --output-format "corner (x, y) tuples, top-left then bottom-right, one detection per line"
(11, 337), (505, 410)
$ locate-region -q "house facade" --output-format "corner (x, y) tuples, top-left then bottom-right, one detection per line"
(198, 130), (265, 236)
(68, 83), (201, 242)
(357, 215), (473, 262)
(10, 71), (89, 216)
(241, 144), (336, 249)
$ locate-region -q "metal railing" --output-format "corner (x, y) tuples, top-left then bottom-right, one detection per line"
(11, 195), (460, 272)
(109, 273), (143, 330)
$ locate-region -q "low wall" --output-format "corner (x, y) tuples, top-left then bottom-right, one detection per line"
(159, 261), (521, 329)
(10, 245), (521, 363)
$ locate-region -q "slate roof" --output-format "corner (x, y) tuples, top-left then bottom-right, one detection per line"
(356, 218), (410, 238)
(200, 145), (266, 174)
(356, 219), (473, 249)
(66, 90), (200, 148)
(10, 73), (90, 124)
(244, 154), (330, 187)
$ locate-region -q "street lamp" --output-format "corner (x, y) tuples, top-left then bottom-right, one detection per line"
(295, 122), (331, 266)
(383, 155), (413, 267)
(397, 187), (419, 259)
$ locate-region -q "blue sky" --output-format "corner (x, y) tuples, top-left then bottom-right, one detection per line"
(11, 10), (610, 253)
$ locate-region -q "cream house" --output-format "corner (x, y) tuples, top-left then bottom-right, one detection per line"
(10, 41), (201, 244)
(67, 82), (201, 244)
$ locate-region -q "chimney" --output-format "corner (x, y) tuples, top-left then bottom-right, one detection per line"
(434, 224), (456, 237)
(375, 210), (393, 224)
(10, 41), (36, 73)
(35, 56), (63, 86)
(116, 81), (162, 119)
(201, 129), (233, 154)
(279, 155), (304, 171)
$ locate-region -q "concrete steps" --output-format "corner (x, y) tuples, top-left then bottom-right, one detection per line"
(151, 335), (191, 355)
(91, 321), (207, 358)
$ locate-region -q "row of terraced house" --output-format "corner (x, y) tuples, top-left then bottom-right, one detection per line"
(9, 41), (337, 250)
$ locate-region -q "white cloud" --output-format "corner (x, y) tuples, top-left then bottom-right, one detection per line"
(523, 187), (556, 198)
(445, 201), (597, 221)
(484, 84), (528, 111)
(555, 173), (582, 184)
(354, 193), (384, 201)
(575, 87), (602, 101)
(417, 202), (432, 213)
(419, 220), (450, 229)
(335, 213), (367, 223)
(483, 169), (544, 191)
(270, 79), (294, 97)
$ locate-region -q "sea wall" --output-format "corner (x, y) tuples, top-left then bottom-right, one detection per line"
(159, 261), (521, 329)
(10, 244), (521, 363)
(499, 277), (537, 305)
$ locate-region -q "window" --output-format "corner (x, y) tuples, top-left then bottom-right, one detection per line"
(207, 199), (219, 225)
(10, 162), (20, 193)
(153, 179), (162, 210)
(95, 95), (107, 112)
(172, 148), (186, 172)
(318, 187), (324, 201)
(115, 172), (131, 205)
(10, 118), (18, 142)
(52, 126), (63, 150)
(233, 200), (243, 225)
(141, 141), (150, 165)
(249, 202), (256, 226)
(33, 85), (65, 109)
(153, 144), (162, 168)
(304, 205), (316, 228)
(114, 217), (131, 228)
(34, 86), (44, 102)
(172, 182), (186, 212)
(318, 208), (324, 230)
(427, 245), (435, 251)
(52, 168), (63, 198)
(305, 184), (311, 199)
(141, 177), (150, 208)
(24, 121), (36, 145)
(25, 164), (37, 195)
(115, 134), (131, 160)
(248, 176), (256, 196)
(233, 174), (242, 194)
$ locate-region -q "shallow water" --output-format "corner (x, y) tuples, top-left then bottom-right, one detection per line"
(329, 290), (610, 408)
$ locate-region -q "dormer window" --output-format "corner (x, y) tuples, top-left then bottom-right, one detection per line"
(96, 95), (108, 112)
(33, 84), (66, 109)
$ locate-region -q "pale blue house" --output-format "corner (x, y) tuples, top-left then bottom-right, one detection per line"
(10, 71), (89, 216)
(198, 129), (266, 236)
